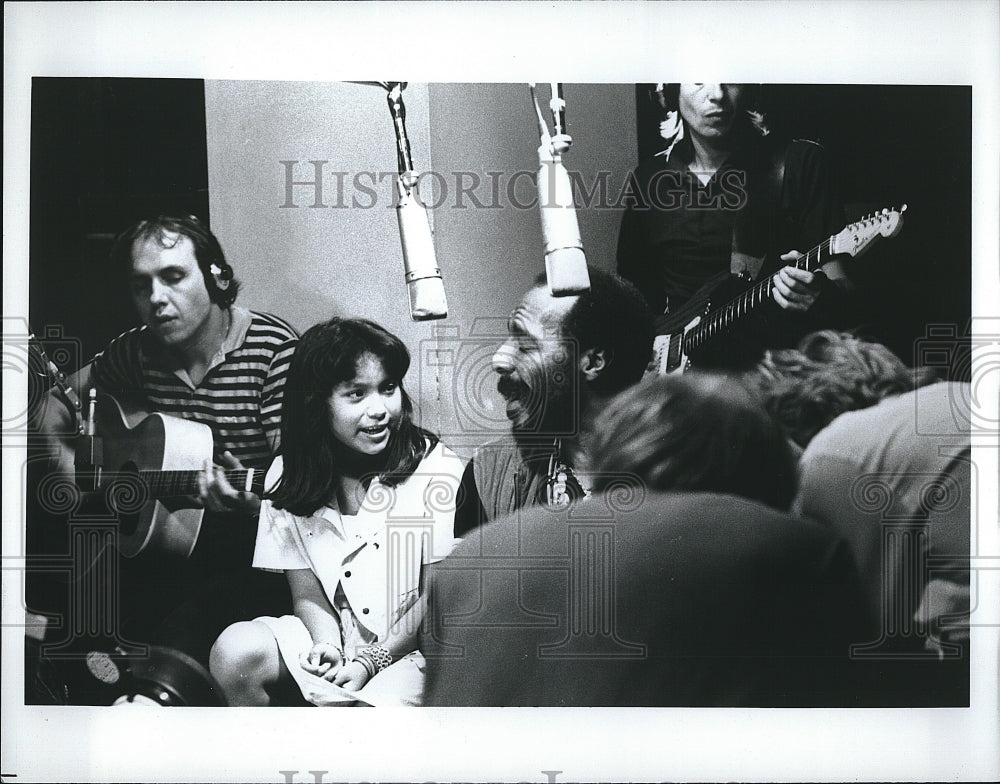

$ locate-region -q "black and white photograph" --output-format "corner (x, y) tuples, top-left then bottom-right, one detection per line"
(4, 2), (999, 782)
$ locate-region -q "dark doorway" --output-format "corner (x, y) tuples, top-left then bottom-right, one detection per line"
(29, 77), (210, 370)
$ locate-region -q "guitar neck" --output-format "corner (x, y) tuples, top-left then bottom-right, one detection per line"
(684, 237), (833, 354)
(135, 468), (264, 499)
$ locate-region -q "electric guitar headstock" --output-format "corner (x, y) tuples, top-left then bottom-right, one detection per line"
(830, 205), (907, 258)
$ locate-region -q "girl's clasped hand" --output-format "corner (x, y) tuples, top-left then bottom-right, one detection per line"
(299, 641), (343, 680)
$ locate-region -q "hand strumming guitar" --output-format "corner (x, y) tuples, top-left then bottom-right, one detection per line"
(198, 451), (262, 516)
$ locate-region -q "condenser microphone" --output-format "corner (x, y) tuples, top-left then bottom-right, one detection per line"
(397, 181), (448, 320)
(532, 83), (590, 296)
(537, 141), (590, 295)
(386, 83), (448, 321)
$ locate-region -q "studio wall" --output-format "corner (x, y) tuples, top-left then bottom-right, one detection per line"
(205, 82), (638, 452)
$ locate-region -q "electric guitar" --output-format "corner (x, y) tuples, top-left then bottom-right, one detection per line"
(91, 393), (267, 559)
(649, 206), (906, 375)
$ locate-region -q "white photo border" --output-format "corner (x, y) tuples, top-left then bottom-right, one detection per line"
(4, 2), (998, 782)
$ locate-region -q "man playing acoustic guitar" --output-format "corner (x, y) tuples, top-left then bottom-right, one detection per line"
(617, 83), (855, 371)
(39, 214), (298, 669)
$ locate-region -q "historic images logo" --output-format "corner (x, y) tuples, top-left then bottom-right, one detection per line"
(278, 161), (748, 212)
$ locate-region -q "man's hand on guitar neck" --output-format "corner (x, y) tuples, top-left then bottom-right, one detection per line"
(198, 451), (262, 516)
(772, 251), (828, 313)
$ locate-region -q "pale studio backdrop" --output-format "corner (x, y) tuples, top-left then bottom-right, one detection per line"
(204, 82), (638, 454)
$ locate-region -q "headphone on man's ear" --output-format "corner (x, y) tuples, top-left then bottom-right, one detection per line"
(209, 263), (233, 288)
(188, 214), (234, 289)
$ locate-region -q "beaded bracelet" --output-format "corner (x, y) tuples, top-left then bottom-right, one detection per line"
(352, 644), (393, 678)
(353, 655), (375, 679)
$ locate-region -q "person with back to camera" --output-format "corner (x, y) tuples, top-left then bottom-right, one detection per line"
(423, 373), (872, 707)
(210, 318), (464, 706)
(747, 330), (971, 706)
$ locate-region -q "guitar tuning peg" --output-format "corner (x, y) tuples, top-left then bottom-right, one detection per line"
(901, 203), (908, 213)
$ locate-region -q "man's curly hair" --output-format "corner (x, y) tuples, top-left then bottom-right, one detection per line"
(745, 330), (940, 448)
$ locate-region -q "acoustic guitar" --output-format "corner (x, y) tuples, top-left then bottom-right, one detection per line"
(92, 393), (267, 559)
(650, 206), (906, 375)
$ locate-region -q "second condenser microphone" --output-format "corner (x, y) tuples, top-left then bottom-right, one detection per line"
(397, 178), (448, 320)
(537, 141), (590, 295)
(533, 82), (590, 296)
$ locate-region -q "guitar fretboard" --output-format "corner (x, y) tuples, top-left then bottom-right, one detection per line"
(135, 469), (258, 498)
(683, 237), (832, 354)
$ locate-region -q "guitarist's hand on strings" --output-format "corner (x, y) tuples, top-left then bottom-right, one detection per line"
(198, 451), (261, 516)
(772, 251), (826, 312)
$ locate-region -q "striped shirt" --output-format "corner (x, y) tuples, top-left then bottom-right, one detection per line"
(90, 307), (298, 469)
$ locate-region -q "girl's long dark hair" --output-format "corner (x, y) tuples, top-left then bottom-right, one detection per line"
(267, 317), (438, 516)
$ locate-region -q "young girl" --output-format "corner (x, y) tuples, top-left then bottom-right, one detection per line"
(209, 318), (463, 706)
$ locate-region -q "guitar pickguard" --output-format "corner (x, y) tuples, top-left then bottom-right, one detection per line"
(650, 313), (701, 377)
(649, 272), (739, 375)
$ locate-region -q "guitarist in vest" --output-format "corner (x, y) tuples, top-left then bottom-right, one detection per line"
(38, 214), (298, 668)
(617, 83), (854, 371)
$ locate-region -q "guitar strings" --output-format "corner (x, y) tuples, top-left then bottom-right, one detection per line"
(684, 236), (833, 352)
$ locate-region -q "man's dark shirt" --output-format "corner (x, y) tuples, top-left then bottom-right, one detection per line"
(617, 133), (849, 369)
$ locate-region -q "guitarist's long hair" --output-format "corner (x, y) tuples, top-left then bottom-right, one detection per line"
(649, 83), (769, 162)
(267, 317), (438, 516)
